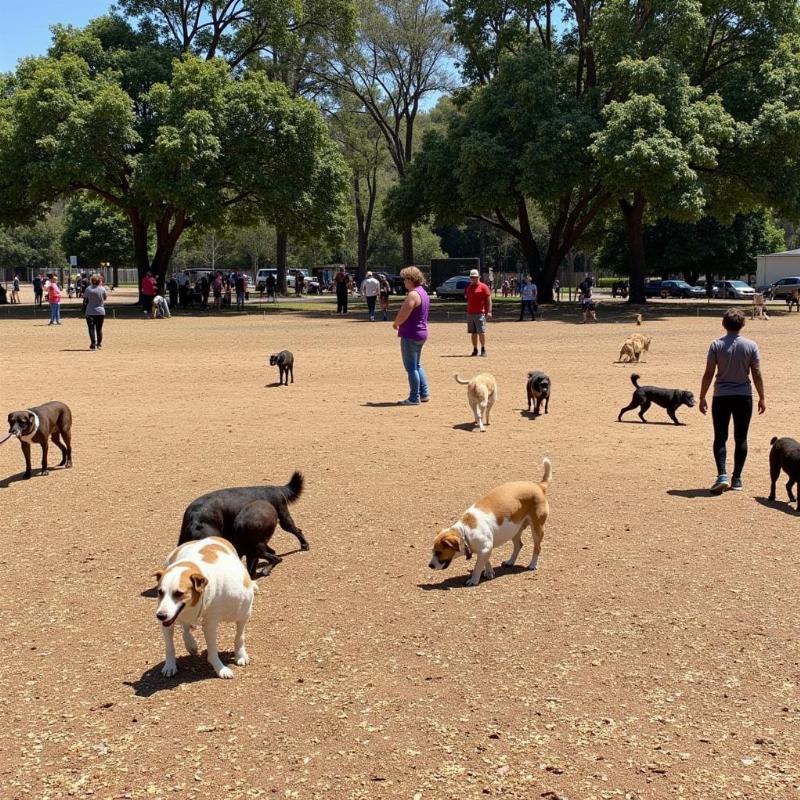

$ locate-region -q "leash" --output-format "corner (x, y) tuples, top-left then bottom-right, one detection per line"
(0, 433), (12, 445)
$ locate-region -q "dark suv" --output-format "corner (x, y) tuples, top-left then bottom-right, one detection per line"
(659, 280), (705, 298)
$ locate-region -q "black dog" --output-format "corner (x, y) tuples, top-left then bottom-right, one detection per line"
(618, 373), (695, 425)
(178, 471), (308, 577)
(7, 401), (73, 478)
(270, 350), (294, 385)
(526, 371), (551, 416)
(768, 436), (800, 512)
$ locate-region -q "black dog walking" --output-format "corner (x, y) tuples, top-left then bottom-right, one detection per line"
(178, 471), (308, 578)
(618, 374), (695, 425)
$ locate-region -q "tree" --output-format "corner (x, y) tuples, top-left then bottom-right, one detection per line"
(61, 195), (134, 278)
(385, 47), (610, 301)
(0, 216), (65, 275)
(325, 0), (454, 266)
(596, 209), (785, 285)
(0, 17), (351, 293)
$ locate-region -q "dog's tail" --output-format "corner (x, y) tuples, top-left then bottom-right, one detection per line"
(630, 373), (641, 387)
(453, 373), (470, 385)
(283, 471), (304, 503)
(770, 436), (778, 446)
(539, 457), (552, 489)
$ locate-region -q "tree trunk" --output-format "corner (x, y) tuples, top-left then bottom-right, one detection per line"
(402, 227), (414, 267)
(621, 191), (648, 304)
(354, 177), (368, 277)
(131, 214), (151, 304)
(276, 230), (288, 294)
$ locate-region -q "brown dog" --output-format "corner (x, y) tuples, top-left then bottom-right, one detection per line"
(618, 334), (652, 363)
(6, 401), (72, 478)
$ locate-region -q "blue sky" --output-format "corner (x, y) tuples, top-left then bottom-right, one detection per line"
(0, 0), (112, 72)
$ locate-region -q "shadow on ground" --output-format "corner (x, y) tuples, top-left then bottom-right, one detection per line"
(418, 564), (529, 591)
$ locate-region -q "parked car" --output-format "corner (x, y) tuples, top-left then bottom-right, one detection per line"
(659, 280), (706, 298)
(769, 276), (800, 299)
(715, 279), (755, 299)
(644, 280), (665, 298)
(435, 275), (471, 299)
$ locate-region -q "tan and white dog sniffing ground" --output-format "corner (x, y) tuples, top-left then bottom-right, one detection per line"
(154, 537), (258, 679)
(429, 459), (552, 586)
(454, 372), (497, 432)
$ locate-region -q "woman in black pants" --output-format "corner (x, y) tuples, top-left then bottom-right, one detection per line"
(699, 308), (766, 493)
(83, 274), (108, 350)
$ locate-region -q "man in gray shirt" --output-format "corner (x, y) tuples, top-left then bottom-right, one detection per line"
(699, 308), (766, 493)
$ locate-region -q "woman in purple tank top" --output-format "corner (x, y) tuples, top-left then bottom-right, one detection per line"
(392, 266), (430, 405)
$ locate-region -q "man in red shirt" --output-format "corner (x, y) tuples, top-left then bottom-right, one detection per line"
(464, 269), (492, 356)
(141, 272), (157, 318)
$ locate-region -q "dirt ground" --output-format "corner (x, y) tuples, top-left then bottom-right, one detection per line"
(1, 295), (799, 800)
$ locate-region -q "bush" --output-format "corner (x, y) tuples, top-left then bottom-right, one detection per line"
(597, 276), (625, 288)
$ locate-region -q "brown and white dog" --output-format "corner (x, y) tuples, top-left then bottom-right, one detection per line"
(454, 373), (497, 432)
(6, 401), (72, 478)
(154, 537), (258, 679)
(429, 459), (552, 586)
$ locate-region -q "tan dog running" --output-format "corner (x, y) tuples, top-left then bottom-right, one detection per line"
(618, 333), (652, 363)
(454, 373), (497, 432)
(429, 459), (552, 586)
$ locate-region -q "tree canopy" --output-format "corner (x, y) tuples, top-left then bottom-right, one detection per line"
(0, 14), (351, 288)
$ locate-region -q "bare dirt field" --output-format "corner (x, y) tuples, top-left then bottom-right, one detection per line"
(1, 296), (799, 800)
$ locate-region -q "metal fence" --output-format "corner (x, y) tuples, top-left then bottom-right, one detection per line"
(1, 266), (139, 285)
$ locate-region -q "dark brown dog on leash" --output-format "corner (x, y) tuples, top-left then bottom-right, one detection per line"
(6, 401), (73, 478)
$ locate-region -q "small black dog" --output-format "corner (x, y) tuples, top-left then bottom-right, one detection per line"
(526, 371), (551, 416)
(178, 471), (308, 577)
(618, 373), (695, 425)
(270, 350), (294, 385)
(768, 436), (800, 512)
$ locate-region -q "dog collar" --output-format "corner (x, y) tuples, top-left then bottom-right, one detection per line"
(18, 411), (40, 443)
(460, 530), (473, 560)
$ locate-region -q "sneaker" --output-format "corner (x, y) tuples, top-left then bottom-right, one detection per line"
(89, 344), (96, 350)
(710, 475), (730, 494)
(398, 399), (420, 406)
(471, 349), (478, 357)
(420, 396), (430, 403)
(731, 477), (743, 491)
(480, 349), (487, 357)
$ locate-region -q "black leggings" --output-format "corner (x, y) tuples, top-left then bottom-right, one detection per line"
(711, 395), (753, 478)
(336, 287), (348, 313)
(86, 315), (105, 346)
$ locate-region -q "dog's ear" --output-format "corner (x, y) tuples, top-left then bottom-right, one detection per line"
(190, 572), (208, 593)
(152, 569), (164, 584)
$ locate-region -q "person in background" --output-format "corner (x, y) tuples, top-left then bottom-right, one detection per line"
(378, 276), (391, 321)
(360, 271), (380, 321)
(33, 274), (44, 306)
(335, 266), (349, 314)
(266, 272), (277, 302)
(235, 270), (247, 310)
(83, 273), (108, 349)
(519, 275), (537, 320)
(141, 271), (157, 318)
(11, 275), (20, 304)
(47, 275), (62, 325)
(168, 274), (179, 309)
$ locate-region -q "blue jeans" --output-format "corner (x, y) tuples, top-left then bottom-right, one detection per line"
(400, 337), (429, 403)
(49, 303), (61, 324)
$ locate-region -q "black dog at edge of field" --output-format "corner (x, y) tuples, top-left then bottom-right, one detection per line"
(178, 471), (308, 578)
(618, 373), (695, 425)
(768, 436), (800, 512)
(526, 371), (551, 417)
(270, 350), (294, 385)
(6, 401), (73, 478)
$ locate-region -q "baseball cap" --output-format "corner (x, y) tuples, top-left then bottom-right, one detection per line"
(367, 271), (373, 277)
(469, 269), (480, 278)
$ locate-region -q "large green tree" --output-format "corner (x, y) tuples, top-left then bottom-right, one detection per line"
(61, 194), (134, 275)
(0, 15), (350, 291)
